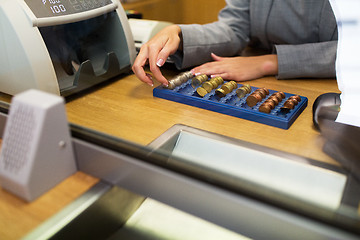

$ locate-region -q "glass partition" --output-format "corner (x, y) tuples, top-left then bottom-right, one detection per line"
(68, 121), (360, 236)
(1, 75), (360, 238)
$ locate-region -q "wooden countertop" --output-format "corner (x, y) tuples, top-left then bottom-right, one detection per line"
(66, 70), (340, 165)
(0, 71), (341, 239)
(0, 171), (98, 240)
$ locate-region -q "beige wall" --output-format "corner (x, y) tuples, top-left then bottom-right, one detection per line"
(180, 1), (226, 24)
(122, 0), (226, 24)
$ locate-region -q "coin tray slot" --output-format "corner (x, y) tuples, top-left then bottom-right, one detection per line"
(153, 80), (307, 129)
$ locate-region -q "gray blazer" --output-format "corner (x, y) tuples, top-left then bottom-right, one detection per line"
(174, 0), (338, 79)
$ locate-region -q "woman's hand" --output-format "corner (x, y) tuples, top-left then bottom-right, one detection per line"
(132, 25), (182, 86)
(191, 53), (278, 82)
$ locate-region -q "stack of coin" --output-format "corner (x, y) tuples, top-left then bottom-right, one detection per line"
(236, 84), (251, 99)
(165, 71), (193, 90)
(246, 87), (269, 107)
(191, 74), (208, 88)
(281, 95), (301, 112)
(196, 76), (224, 97)
(259, 91), (285, 113)
(271, 91), (286, 102)
(215, 81), (238, 98)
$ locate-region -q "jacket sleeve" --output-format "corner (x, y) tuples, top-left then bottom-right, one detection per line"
(275, 41), (337, 79)
(273, 1), (338, 79)
(173, 0), (251, 69)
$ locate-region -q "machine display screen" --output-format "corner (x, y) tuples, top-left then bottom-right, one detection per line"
(25, 0), (113, 18)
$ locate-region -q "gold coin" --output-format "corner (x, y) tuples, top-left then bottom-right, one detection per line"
(243, 84), (251, 93)
(198, 74), (208, 81)
(219, 79), (225, 85)
(191, 74), (208, 88)
(229, 81), (238, 89)
(210, 79), (219, 87)
(196, 87), (208, 97)
(221, 84), (232, 94)
(215, 88), (226, 98)
(202, 82), (214, 92)
(191, 78), (202, 88)
(212, 76), (224, 85)
(236, 88), (247, 98)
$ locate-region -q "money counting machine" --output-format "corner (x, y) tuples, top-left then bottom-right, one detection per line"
(0, 0), (136, 96)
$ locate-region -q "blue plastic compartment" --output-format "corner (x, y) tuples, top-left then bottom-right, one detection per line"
(153, 79), (308, 129)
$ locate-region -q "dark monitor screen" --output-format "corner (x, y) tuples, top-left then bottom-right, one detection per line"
(25, 0), (113, 18)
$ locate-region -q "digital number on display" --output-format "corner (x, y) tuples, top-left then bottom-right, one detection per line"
(42, 0), (67, 14)
(25, 0), (113, 18)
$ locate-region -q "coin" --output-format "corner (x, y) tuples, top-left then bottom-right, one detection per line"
(173, 76), (183, 86)
(229, 81), (238, 89)
(242, 84), (251, 93)
(191, 74), (208, 88)
(218, 77), (225, 85)
(280, 106), (291, 113)
(215, 88), (226, 98)
(210, 79), (220, 87)
(183, 70), (194, 79)
(255, 89), (266, 98)
(284, 100), (295, 109)
(196, 87), (208, 97)
(289, 95), (301, 102)
(246, 93), (262, 107)
(166, 81), (176, 90)
(259, 104), (272, 113)
(264, 99), (276, 109)
(236, 88), (247, 98)
(210, 76), (224, 85)
(191, 78), (203, 88)
(272, 92), (284, 101)
(259, 88), (269, 95)
(202, 82), (214, 92)
(278, 91), (286, 99)
(288, 98), (299, 105)
(221, 84), (232, 94)
(268, 96), (279, 105)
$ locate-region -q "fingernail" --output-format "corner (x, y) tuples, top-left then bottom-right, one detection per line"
(145, 73), (154, 86)
(162, 80), (169, 87)
(156, 58), (165, 67)
(195, 72), (202, 76)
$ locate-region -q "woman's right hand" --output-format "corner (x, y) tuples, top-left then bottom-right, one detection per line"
(132, 25), (182, 86)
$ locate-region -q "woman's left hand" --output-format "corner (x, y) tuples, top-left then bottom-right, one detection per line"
(191, 53), (278, 82)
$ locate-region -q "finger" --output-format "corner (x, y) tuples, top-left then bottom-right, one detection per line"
(147, 44), (170, 86)
(132, 64), (154, 86)
(156, 36), (181, 67)
(192, 62), (223, 76)
(211, 52), (223, 61)
(191, 62), (212, 75)
(132, 49), (154, 86)
(156, 46), (172, 68)
(211, 72), (231, 80)
(150, 64), (169, 86)
(148, 57), (169, 86)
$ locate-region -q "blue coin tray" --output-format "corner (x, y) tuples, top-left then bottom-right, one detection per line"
(153, 79), (308, 129)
